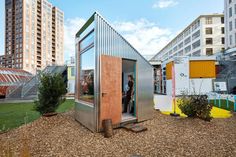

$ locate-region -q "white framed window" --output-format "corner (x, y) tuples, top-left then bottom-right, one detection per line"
(229, 21), (233, 31)
(206, 17), (212, 24)
(230, 35), (233, 45)
(229, 7), (233, 17)
(192, 40), (201, 49)
(205, 27), (213, 34)
(235, 33), (236, 45)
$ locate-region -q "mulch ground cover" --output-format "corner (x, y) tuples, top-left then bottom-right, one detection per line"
(0, 110), (236, 157)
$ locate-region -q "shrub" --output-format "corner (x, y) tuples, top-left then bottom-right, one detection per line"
(177, 95), (196, 117)
(34, 73), (67, 114)
(178, 95), (213, 121)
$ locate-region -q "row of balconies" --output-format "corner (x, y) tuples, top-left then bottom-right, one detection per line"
(37, 36), (41, 42)
(37, 64), (41, 68)
(37, 43), (41, 48)
(37, 55), (41, 60)
(37, 18), (41, 23)
(37, 28), (41, 33)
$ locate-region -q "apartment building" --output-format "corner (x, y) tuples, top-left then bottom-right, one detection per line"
(224, 0), (236, 49)
(0, 55), (6, 67)
(151, 14), (225, 62)
(2, 0), (64, 74)
(223, 0), (236, 61)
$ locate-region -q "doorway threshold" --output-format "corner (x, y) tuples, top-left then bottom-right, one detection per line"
(121, 113), (137, 123)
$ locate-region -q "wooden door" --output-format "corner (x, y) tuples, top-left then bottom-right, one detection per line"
(100, 55), (122, 127)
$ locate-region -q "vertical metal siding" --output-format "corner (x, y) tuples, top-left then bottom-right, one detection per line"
(94, 15), (99, 132)
(95, 13), (154, 122)
(75, 17), (97, 132)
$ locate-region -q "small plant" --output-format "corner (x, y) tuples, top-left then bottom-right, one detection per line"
(34, 73), (67, 115)
(178, 94), (213, 121)
(177, 95), (196, 117)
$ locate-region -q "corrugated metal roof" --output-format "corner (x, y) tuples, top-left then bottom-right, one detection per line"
(0, 68), (33, 96)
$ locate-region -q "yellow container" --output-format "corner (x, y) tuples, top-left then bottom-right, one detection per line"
(189, 60), (216, 78)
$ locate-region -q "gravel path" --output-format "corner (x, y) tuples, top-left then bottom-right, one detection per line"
(0, 110), (236, 157)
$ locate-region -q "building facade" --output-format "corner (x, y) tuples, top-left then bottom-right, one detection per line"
(223, 0), (236, 60)
(2, 0), (64, 74)
(0, 55), (6, 67)
(224, 0), (236, 49)
(151, 14), (225, 62)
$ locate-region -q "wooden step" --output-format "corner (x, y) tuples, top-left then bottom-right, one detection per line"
(122, 123), (147, 133)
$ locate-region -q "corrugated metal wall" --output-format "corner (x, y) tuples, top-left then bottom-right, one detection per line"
(75, 17), (96, 132)
(95, 13), (154, 122)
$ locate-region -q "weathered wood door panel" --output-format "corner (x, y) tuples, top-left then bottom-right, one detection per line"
(100, 55), (122, 127)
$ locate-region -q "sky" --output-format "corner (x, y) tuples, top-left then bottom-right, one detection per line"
(0, 0), (224, 61)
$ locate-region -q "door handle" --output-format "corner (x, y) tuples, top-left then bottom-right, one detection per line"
(102, 92), (108, 97)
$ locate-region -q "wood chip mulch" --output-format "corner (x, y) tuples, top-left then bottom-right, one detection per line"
(0, 110), (236, 157)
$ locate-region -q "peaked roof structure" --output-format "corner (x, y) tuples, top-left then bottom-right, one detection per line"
(0, 67), (32, 96)
(76, 12), (153, 68)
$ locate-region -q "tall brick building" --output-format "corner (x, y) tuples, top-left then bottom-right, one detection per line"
(1, 0), (64, 73)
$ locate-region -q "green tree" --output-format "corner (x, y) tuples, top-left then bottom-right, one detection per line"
(34, 73), (67, 114)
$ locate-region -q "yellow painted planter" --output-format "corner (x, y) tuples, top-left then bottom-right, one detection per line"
(161, 100), (232, 118)
(210, 107), (232, 118)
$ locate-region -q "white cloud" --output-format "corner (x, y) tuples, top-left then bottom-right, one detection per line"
(64, 17), (174, 60)
(112, 19), (173, 56)
(64, 18), (86, 60)
(152, 0), (178, 9)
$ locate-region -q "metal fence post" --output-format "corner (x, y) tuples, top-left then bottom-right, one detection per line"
(226, 96), (229, 109)
(218, 95), (221, 108)
(214, 95), (217, 106)
(234, 95), (236, 112)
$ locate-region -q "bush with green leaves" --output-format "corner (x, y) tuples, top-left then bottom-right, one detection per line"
(34, 73), (67, 114)
(177, 95), (213, 121)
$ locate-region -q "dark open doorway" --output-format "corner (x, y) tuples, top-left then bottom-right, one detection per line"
(122, 59), (137, 122)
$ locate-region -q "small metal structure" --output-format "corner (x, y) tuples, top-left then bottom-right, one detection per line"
(5, 65), (67, 100)
(75, 12), (154, 132)
(0, 67), (32, 97)
(161, 56), (216, 96)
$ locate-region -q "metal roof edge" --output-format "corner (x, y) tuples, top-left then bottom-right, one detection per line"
(94, 13), (154, 68)
(75, 12), (96, 37)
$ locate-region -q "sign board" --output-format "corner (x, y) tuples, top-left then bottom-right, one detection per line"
(174, 57), (190, 95)
(214, 82), (227, 92)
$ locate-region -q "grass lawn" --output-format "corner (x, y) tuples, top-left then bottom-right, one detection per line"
(0, 99), (74, 132)
(210, 100), (235, 111)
